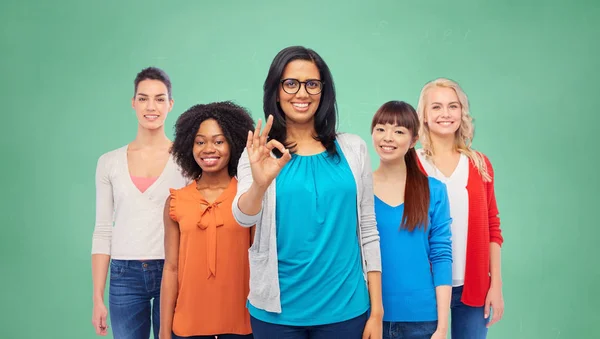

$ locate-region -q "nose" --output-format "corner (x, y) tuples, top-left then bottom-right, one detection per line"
(383, 130), (393, 142)
(295, 84), (310, 98)
(146, 99), (156, 111)
(203, 143), (216, 152)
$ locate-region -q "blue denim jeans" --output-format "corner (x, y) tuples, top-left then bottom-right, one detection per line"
(382, 320), (437, 339)
(172, 334), (253, 339)
(250, 312), (368, 339)
(109, 259), (164, 339)
(451, 286), (489, 339)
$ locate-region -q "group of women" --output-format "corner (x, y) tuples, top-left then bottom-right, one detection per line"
(90, 46), (504, 339)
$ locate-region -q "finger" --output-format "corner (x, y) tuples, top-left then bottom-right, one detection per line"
(278, 149), (292, 167)
(487, 310), (501, 327)
(253, 119), (262, 148)
(361, 328), (369, 339)
(484, 299), (491, 319)
(246, 130), (253, 150)
(260, 115), (273, 147)
(266, 139), (286, 153)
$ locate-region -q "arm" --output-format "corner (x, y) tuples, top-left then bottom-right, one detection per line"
(232, 149), (265, 228)
(429, 182), (453, 335)
(483, 155), (504, 326)
(357, 139), (383, 338)
(159, 195), (180, 339)
(91, 155), (113, 335)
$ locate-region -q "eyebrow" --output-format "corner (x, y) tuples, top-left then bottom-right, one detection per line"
(136, 93), (167, 97)
(196, 133), (225, 137)
(431, 101), (460, 105)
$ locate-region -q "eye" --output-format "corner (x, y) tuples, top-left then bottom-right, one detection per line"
(215, 140), (225, 145)
(306, 80), (320, 89)
(450, 104), (460, 109)
(157, 98), (165, 102)
(196, 141), (204, 145)
(431, 105), (440, 110)
(375, 127), (384, 132)
(395, 130), (405, 134)
(138, 97), (147, 102)
(283, 79), (298, 88)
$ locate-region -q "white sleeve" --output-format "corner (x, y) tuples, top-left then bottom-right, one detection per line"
(91, 154), (113, 255)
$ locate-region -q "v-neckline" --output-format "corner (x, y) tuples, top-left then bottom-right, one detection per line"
(374, 195), (404, 209)
(430, 153), (467, 182)
(123, 145), (172, 195)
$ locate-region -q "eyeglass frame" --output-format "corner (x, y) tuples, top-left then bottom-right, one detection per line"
(279, 78), (325, 95)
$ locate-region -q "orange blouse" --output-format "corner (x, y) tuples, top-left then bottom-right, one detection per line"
(169, 177), (252, 336)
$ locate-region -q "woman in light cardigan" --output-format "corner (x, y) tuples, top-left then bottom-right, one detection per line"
(416, 78), (504, 339)
(232, 46), (383, 339)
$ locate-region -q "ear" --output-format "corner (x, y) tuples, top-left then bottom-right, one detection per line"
(410, 136), (418, 149)
(131, 97), (135, 109)
(168, 98), (174, 112)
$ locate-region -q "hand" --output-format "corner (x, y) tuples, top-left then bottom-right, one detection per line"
(484, 284), (504, 327)
(431, 329), (447, 339)
(91, 301), (109, 336)
(246, 115), (291, 188)
(362, 315), (382, 339)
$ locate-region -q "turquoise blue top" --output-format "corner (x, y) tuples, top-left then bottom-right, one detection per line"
(376, 177), (452, 322)
(248, 142), (370, 325)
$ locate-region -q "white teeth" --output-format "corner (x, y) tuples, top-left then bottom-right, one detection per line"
(438, 121), (452, 125)
(292, 103), (308, 108)
(145, 115), (159, 118)
(380, 146), (396, 151)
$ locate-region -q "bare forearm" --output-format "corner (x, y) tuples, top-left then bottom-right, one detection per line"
(367, 271), (383, 318)
(91, 254), (110, 303)
(434, 285), (451, 331)
(237, 182), (267, 216)
(160, 270), (178, 333)
(490, 242), (502, 287)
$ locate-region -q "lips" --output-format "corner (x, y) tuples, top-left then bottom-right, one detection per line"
(144, 114), (159, 121)
(379, 145), (397, 153)
(437, 121), (454, 126)
(200, 157), (220, 166)
(291, 102), (310, 112)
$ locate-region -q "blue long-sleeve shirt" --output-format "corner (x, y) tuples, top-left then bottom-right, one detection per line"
(376, 177), (452, 322)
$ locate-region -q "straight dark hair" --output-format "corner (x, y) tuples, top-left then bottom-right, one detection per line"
(263, 46), (338, 157)
(371, 101), (430, 231)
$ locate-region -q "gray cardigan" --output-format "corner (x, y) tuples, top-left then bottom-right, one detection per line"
(232, 132), (382, 313)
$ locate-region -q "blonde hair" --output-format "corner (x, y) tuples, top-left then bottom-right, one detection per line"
(416, 78), (491, 182)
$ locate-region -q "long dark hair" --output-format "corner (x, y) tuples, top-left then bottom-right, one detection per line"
(371, 101), (430, 231)
(263, 46), (338, 157)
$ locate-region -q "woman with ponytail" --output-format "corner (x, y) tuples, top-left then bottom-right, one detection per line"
(371, 101), (453, 339)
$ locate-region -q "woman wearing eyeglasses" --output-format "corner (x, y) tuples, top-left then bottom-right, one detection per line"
(232, 46), (383, 339)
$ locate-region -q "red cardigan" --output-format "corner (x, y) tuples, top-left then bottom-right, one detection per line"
(417, 153), (504, 307)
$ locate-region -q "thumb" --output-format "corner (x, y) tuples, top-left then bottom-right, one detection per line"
(484, 298), (491, 319)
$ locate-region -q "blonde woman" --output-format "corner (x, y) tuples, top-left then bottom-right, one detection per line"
(415, 78), (504, 339)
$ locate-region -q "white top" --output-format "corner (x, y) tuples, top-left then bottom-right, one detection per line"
(417, 149), (469, 286)
(91, 145), (188, 259)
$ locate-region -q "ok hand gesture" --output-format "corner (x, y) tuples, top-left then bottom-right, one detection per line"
(246, 115), (292, 188)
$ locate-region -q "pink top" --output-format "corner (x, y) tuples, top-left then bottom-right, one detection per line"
(130, 175), (158, 193)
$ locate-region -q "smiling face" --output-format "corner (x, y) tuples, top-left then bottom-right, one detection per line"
(131, 79), (173, 130)
(372, 123), (416, 163)
(423, 86), (462, 138)
(277, 59), (322, 127)
(193, 119), (230, 176)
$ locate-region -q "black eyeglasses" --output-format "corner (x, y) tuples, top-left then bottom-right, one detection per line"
(280, 78), (324, 95)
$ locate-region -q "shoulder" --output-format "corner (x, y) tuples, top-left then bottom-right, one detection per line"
(427, 176), (447, 196)
(96, 145), (126, 168)
(336, 132), (366, 147)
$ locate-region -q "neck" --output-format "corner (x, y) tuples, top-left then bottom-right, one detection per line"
(286, 120), (316, 142)
(132, 125), (170, 148)
(197, 169), (231, 188)
(429, 133), (457, 156)
(375, 157), (407, 182)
